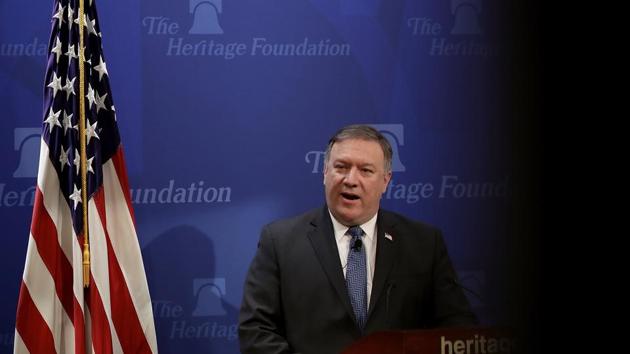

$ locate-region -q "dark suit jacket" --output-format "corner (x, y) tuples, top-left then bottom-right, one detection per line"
(239, 206), (477, 354)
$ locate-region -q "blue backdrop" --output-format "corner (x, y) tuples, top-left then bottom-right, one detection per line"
(1, 0), (538, 353)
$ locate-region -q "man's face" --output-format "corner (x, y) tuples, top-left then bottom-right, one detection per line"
(324, 138), (392, 226)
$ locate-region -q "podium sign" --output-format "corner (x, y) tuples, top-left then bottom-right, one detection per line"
(342, 327), (515, 354)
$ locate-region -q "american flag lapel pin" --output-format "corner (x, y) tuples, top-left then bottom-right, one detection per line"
(385, 233), (393, 242)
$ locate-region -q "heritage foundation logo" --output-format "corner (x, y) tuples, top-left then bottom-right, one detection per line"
(152, 277), (237, 341)
(142, 2), (351, 59)
(406, 0), (497, 57)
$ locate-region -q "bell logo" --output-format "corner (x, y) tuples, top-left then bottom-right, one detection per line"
(192, 278), (227, 317)
(450, 0), (483, 35)
(13, 128), (41, 178)
(189, 0), (224, 35)
(370, 124), (406, 172)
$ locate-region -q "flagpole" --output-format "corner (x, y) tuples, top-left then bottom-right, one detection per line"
(78, 0), (90, 288)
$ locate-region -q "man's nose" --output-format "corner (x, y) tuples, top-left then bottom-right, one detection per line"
(343, 167), (359, 186)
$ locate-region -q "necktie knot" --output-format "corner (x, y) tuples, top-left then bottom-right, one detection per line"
(347, 226), (364, 239)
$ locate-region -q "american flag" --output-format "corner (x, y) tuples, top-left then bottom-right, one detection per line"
(14, 0), (157, 353)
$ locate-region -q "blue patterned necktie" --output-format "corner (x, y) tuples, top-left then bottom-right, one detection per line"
(345, 225), (367, 331)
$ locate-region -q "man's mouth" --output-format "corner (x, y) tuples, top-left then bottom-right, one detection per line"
(341, 192), (360, 201)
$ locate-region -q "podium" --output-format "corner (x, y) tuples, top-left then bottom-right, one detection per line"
(342, 327), (515, 354)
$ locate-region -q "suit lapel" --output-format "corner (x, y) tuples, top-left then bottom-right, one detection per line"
(306, 207), (356, 320)
(368, 210), (399, 317)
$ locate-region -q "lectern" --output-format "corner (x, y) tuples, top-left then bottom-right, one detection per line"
(342, 327), (514, 354)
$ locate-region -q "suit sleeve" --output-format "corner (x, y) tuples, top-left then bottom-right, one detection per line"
(239, 225), (292, 354)
(431, 230), (479, 326)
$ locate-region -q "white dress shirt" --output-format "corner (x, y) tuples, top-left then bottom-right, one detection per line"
(329, 211), (378, 306)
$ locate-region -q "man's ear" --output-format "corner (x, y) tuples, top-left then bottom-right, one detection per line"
(382, 171), (392, 192)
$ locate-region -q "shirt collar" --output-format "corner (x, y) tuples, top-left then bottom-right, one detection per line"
(328, 210), (378, 243)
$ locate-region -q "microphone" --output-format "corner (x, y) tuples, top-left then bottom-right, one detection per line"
(351, 238), (362, 251)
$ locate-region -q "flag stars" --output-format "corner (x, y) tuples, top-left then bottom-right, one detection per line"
(95, 91), (108, 113)
(87, 156), (95, 174)
(93, 56), (108, 81)
(69, 185), (82, 210)
(86, 85), (96, 109)
(71, 150), (95, 175)
(66, 6), (74, 31)
(87, 17), (99, 37)
(65, 44), (78, 61)
(63, 76), (76, 99)
(47, 72), (63, 99)
(74, 14), (98, 37)
(44, 107), (62, 133)
(51, 37), (63, 64)
(73, 149), (81, 175)
(59, 148), (70, 171)
(52, 3), (65, 29)
(62, 111), (76, 135)
(86, 120), (100, 144)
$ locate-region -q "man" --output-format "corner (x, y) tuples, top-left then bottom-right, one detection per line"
(239, 125), (477, 354)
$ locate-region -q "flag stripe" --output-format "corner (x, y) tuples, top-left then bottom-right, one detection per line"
(36, 140), (76, 274)
(23, 141), (89, 354)
(86, 275), (114, 354)
(36, 140), (87, 323)
(30, 187), (75, 323)
(104, 151), (156, 335)
(94, 183), (153, 353)
(110, 146), (136, 224)
(13, 331), (29, 354)
(87, 190), (124, 353)
(14, 282), (57, 354)
(73, 296), (87, 354)
(20, 231), (76, 354)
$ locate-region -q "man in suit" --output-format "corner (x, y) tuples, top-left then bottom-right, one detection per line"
(239, 125), (477, 354)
